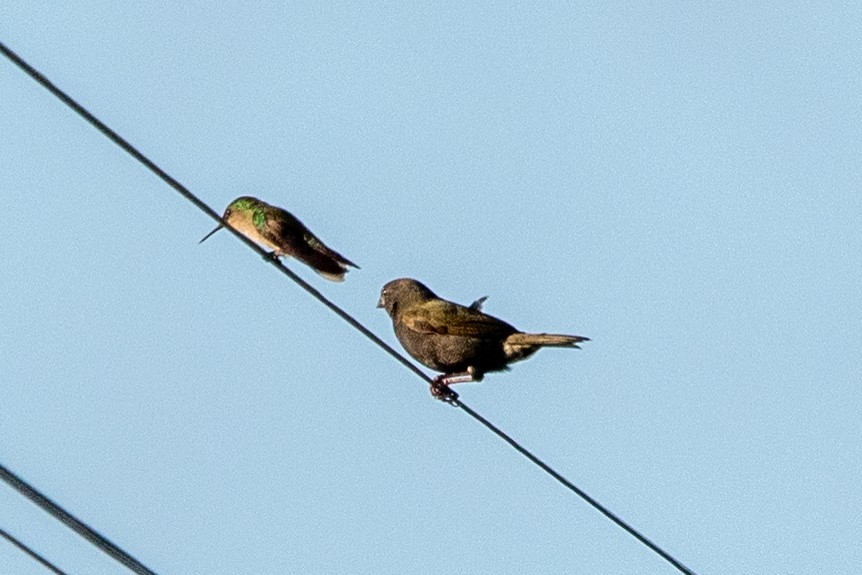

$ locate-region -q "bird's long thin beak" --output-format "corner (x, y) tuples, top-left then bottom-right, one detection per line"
(199, 224), (223, 244)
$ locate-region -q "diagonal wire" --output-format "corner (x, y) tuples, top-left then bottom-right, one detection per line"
(0, 525), (71, 575)
(0, 41), (430, 386)
(0, 41), (698, 575)
(0, 463), (159, 575)
(455, 406), (697, 574)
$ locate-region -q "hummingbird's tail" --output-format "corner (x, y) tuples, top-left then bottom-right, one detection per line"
(292, 238), (359, 282)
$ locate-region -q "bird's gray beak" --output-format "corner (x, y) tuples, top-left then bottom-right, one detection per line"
(376, 295), (385, 309)
(199, 223), (224, 244)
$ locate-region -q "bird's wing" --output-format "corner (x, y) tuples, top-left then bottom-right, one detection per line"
(402, 299), (515, 338)
(468, 296), (488, 311)
(258, 206), (304, 244)
(263, 207), (359, 269)
(302, 231), (359, 268)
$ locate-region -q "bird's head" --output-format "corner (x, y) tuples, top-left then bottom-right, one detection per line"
(377, 278), (437, 317)
(199, 196), (262, 244)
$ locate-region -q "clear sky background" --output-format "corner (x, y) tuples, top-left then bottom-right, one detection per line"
(1, 3), (860, 574)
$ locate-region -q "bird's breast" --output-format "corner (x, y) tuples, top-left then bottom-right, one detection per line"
(229, 216), (282, 252)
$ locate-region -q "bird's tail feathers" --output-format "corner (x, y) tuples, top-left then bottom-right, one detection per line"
(505, 332), (589, 349)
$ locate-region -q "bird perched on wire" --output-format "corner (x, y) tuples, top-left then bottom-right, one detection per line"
(200, 196), (359, 282)
(378, 278), (589, 400)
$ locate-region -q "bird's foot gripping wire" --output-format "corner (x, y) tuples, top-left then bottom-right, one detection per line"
(262, 251), (281, 263)
(430, 375), (460, 405)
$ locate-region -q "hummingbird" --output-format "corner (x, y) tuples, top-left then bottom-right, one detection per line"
(200, 196), (359, 282)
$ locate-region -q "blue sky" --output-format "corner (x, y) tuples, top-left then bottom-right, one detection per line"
(1, 3), (860, 574)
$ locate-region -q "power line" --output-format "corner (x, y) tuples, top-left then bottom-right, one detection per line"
(457, 406), (697, 574)
(0, 41), (698, 575)
(0, 525), (71, 575)
(0, 463), (160, 575)
(0, 41), (431, 388)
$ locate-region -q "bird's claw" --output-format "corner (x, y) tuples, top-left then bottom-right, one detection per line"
(262, 251), (280, 263)
(430, 376), (459, 405)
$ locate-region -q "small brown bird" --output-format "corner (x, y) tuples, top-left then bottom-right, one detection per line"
(378, 278), (589, 399)
(200, 196), (358, 282)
